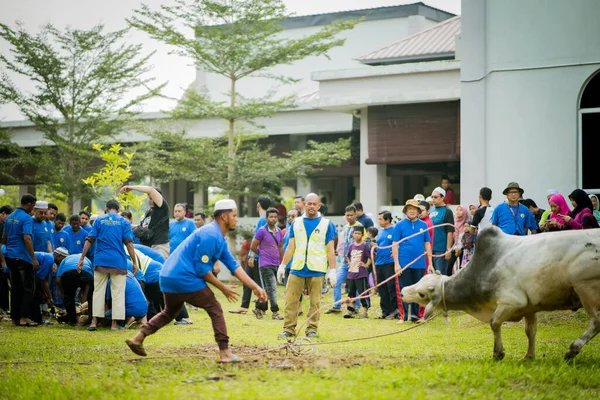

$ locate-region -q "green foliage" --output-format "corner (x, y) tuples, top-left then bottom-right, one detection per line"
(132, 126), (352, 199)
(82, 143), (144, 210)
(0, 129), (35, 183)
(0, 22), (165, 210)
(129, 0), (358, 197)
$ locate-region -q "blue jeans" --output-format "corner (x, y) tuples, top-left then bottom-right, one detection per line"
(332, 264), (360, 310)
(398, 268), (425, 321)
(432, 251), (448, 275)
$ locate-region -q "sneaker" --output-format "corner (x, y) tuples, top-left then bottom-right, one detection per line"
(306, 331), (318, 339)
(278, 331), (295, 340)
(272, 312), (283, 320)
(252, 309), (264, 320)
(343, 310), (355, 319)
(385, 310), (400, 320)
(357, 309), (369, 319)
(324, 308), (341, 314)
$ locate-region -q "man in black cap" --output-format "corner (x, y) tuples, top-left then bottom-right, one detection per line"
(491, 182), (538, 236)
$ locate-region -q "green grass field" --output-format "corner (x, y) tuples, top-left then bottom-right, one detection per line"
(1, 290), (599, 400)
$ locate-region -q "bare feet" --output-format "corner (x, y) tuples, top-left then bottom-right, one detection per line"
(219, 348), (242, 363)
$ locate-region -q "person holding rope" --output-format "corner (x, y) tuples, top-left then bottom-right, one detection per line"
(125, 199), (267, 363)
(373, 210), (399, 320)
(276, 193), (337, 340)
(392, 199), (433, 323)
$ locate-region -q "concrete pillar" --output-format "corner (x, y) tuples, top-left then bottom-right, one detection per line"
(359, 108), (387, 214)
(18, 185), (36, 198)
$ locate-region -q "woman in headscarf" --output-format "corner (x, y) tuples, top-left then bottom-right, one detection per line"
(588, 194), (600, 224)
(560, 189), (594, 230)
(544, 194), (571, 232)
(447, 205), (469, 275)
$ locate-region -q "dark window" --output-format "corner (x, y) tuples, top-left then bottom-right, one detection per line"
(581, 70), (600, 190)
(581, 72), (600, 109)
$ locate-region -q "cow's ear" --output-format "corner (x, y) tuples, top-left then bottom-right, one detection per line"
(427, 286), (435, 292)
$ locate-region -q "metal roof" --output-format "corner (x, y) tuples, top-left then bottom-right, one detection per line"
(356, 15), (461, 64)
(280, 2), (455, 29)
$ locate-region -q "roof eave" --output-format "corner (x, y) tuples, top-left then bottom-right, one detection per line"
(359, 52), (455, 66)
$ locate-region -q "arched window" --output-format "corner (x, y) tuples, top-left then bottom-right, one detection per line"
(579, 71), (600, 191)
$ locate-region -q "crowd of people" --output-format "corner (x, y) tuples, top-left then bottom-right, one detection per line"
(1, 176), (598, 362)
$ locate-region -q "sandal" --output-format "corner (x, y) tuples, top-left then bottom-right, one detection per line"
(228, 309), (248, 314)
(125, 339), (147, 357)
(18, 321), (39, 327)
(217, 355), (241, 364)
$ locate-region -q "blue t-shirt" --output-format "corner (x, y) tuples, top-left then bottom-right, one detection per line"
(34, 252), (54, 280)
(357, 214), (374, 229)
(4, 208), (34, 264)
(392, 218), (430, 270)
(53, 230), (71, 251)
(160, 221), (239, 293)
(289, 216), (336, 278)
(67, 228), (88, 255)
(57, 254), (92, 277)
(491, 203), (539, 236)
(46, 221), (56, 250)
(134, 244), (165, 263)
(429, 206), (455, 252)
(62, 225), (90, 235)
(126, 259), (145, 282)
(144, 260), (162, 284)
(32, 218), (51, 252)
(88, 212), (134, 271)
(169, 218), (197, 253)
(125, 273), (148, 318)
(375, 226), (395, 266)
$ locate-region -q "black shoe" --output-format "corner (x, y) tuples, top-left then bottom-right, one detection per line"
(306, 331), (318, 339)
(324, 308), (341, 314)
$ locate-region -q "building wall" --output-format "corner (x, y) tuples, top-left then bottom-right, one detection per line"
(196, 16), (439, 106)
(460, 0), (600, 206)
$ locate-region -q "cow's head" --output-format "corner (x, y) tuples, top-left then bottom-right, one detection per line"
(401, 271), (447, 320)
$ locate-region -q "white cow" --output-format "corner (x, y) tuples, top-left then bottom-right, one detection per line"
(401, 226), (600, 361)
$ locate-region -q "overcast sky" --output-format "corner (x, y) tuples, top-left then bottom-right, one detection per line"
(0, 0), (460, 121)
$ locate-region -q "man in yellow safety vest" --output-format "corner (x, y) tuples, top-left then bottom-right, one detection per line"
(276, 193), (337, 339)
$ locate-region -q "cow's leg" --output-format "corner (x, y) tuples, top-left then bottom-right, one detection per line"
(522, 313), (537, 360)
(565, 285), (600, 361)
(490, 304), (519, 361)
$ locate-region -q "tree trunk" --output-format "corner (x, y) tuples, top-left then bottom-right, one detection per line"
(227, 76), (236, 183)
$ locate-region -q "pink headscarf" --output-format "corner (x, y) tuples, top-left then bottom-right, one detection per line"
(549, 194), (571, 226)
(454, 205), (469, 243)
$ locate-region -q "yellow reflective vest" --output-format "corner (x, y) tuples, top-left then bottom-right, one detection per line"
(291, 216), (330, 273)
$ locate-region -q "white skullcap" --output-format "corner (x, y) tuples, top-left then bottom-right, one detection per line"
(34, 201), (48, 209)
(425, 196), (433, 202)
(214, 199), (237, 212)
(547, 189), (559, 196)
(432, 187), (446, 197)
(54, 247), (69, 257)
(413, 194), (425, 201)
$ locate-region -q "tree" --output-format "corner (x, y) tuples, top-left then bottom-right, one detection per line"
(82, 143), (145, 210)
(0, 22), (165, 212)
(128, 0), (358, 195)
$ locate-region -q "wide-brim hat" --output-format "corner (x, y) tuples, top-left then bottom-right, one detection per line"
(503, 182), (524, 196)
(403, 199), (421, 214)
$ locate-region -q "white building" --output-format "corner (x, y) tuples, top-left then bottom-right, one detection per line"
(460, 0), (600, 205)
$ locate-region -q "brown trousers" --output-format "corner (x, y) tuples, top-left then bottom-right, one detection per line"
(140, 286), (229, 350)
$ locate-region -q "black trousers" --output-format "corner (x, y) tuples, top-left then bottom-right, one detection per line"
(0, 271), (10, 312)
(346, 277), (369, 311)
(240, 259), (261, 309)
(376, 263), (398, 317)
(143, 281), (188, 320)
(29, 276), (45, 324)
(6, 258), (35, 322)
(61, 270), (90, 324)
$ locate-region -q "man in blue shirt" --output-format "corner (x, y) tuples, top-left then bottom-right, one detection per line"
(65, 214), (88, 255)
(353, 202), (374, 229)
(0, 205), (14, 313)
(53, 213), (71, 250)
(0, 194), (39, 326)
(392, 199), (433, 323)
(32, 201), (52, 253)
(169, 203), (196, 253)
(31, 248), (68, 324)
(125, 199), (267, 363)
(78, 200), (138, 331)
(374, 210), (399, 319)
(492, 182), (538, 235)
(57, 251), (92, 326)
(276, 193), (337, 339)
(428, 187), (455, 276)
(104, 271), (148, 324)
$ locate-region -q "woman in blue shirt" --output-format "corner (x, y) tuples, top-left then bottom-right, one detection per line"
(392, 199), (433, 323)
